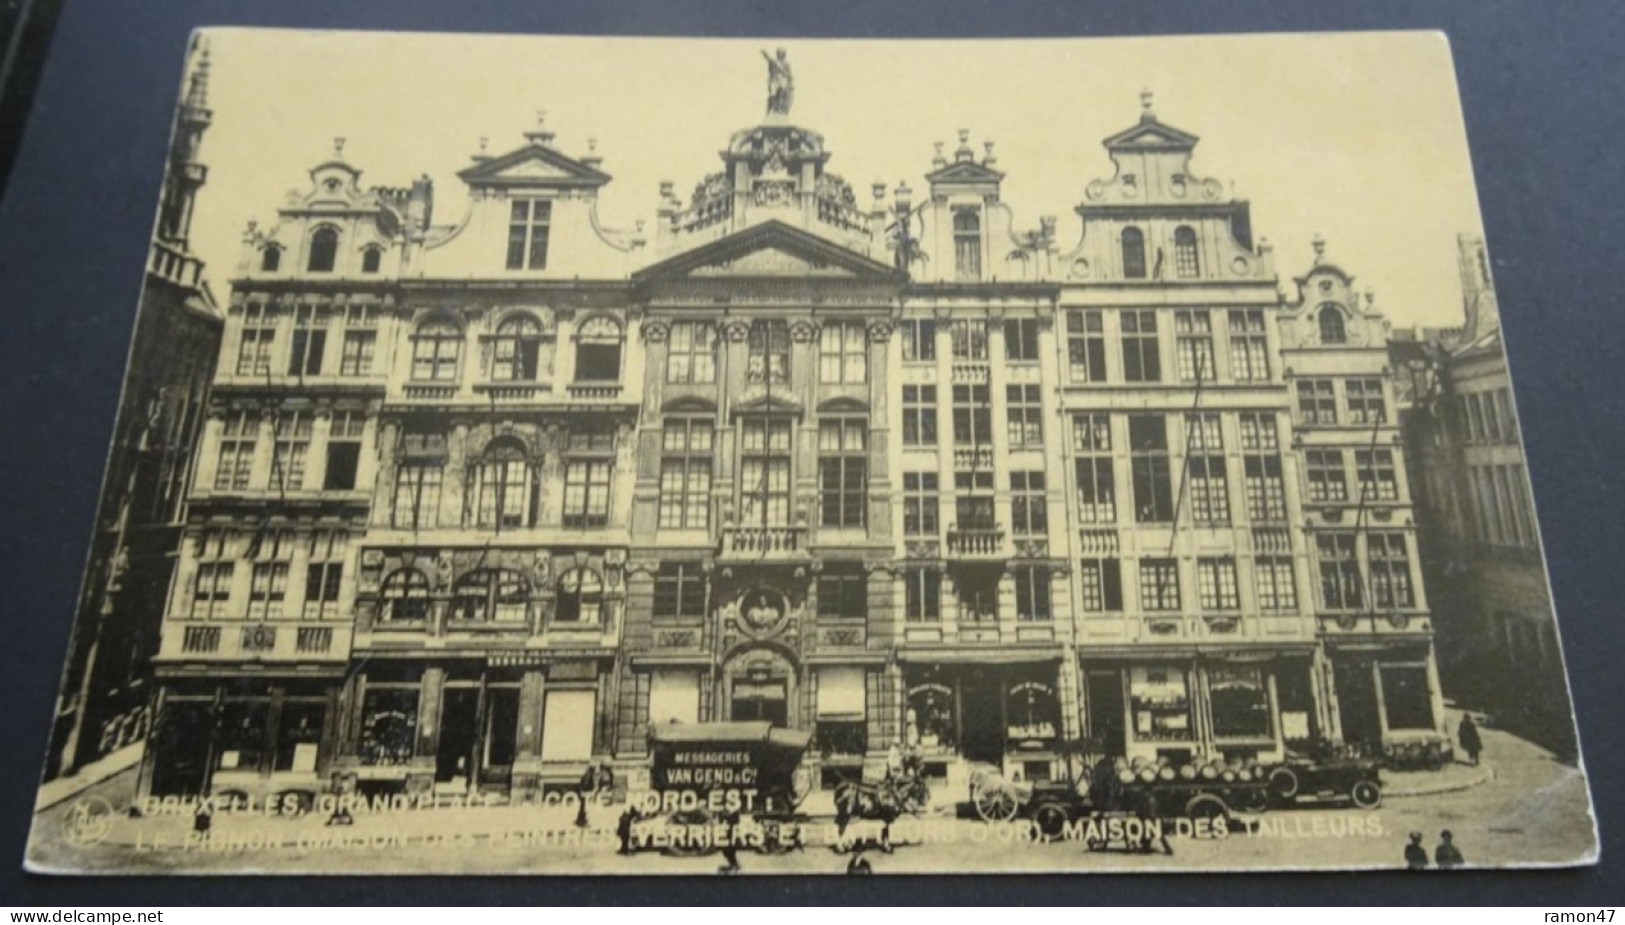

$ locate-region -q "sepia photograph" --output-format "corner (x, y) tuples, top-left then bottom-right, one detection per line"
(20, 28), (1597, 876)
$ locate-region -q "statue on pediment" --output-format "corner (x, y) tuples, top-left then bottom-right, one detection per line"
(763, 49), (793, 116)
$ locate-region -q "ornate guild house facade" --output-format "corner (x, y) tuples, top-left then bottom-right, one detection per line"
(142, 62), (1449, 803)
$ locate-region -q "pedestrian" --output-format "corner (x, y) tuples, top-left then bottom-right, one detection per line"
(192, 798), (212, 841)
(616, 804), (641, 855)
(1435, 829), (1465, 869)
(846, 848), (873, 875)
(1458, 715), (1483, 767)
(718, 809), (742, 875)
(574, 762), (596, 828)
(1404, 831), (1428, 870)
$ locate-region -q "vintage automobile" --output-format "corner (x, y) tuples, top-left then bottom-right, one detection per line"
(1265, 755), (1383, 809)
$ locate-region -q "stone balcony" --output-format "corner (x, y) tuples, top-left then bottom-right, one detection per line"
(945, 527), (1005, 558)
(157, 620), (352, 663)
(719, 524), (808, 561)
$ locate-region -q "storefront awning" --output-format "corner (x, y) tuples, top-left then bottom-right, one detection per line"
(816, 667), (867, 719)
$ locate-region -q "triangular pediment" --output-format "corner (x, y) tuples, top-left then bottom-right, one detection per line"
(457, 144), (612, 189)
(633, 220), (903, 283)
(1103, 118), (1200, 151)
(925, 160), (1006, 184)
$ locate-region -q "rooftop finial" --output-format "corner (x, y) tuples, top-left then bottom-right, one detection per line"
(1140, 88), (1155, 121)
(932, 141), (946, 168)
(479, 136), (489, 153)
(333, 137), (346, 159)
(525, 108), (556, 146)
(983, 139), (996, 167)
(954, 128), (973, 162)
(1311, 234), (1327, 262)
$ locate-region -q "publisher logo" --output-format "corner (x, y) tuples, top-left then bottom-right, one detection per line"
(61, 796), (115, 847)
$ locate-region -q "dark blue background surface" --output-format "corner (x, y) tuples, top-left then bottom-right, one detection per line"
(0, 0), (1619, 905)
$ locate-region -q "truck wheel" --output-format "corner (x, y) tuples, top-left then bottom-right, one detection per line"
(1235, 786), (1269, 814)
(1185, 793), (1229, 821)
(973, 783), (1019, 823)
(1268, 767), (1300, 802)
(1033, 802), (1071, 841)
(1350, 779), (1382, 809)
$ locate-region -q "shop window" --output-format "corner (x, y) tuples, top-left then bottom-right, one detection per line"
(556, 568), (604, 625)
(906, 683), (956, 749)
(378, 568), (430, 623)
(1380, 665), (1435, 731)
(358, 688), (418, 766)
(815, 720), (868, 759)
(452, 568), (529, 623)
(1209, 667), (1272, 739)
(1129, 667), (1191, 742)
(307, 227), (338, 273)
(1006, 682), (1059, 743)
(1066, 310), (1107, 382)
(574, 316), (623, 382)
(274, 702), (326, 772)
(216, 702), (270, 771)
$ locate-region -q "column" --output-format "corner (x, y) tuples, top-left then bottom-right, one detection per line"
(866, 319), (894, 540)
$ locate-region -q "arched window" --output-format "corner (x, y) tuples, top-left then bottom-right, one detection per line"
(411, 317), (462, 381)
(1121, 227), (1147, 279)
(1317, 303), (1347, 345)
(1173, 226), (1200, 278)
(556, 568), (604, 624)
(953, 208), (981, 281)
(307, 227), (339, 273)
(260, 244), (283, 273)
(360, 246), (383, 274)
(574, 316), (623, 382)
(379, 568), (430, 623)
(469, 437), (536, 528)
(451, 568), (529, 623)
(492, 314), (545, 381)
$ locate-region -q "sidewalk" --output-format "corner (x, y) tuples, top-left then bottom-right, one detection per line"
(1384, 759), (1494, 798)
(33, 742), (143, 812)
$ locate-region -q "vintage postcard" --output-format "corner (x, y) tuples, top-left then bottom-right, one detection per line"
(24, 29), (1596, 875)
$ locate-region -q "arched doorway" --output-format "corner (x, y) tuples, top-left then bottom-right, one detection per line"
(721, 645), (798, 729)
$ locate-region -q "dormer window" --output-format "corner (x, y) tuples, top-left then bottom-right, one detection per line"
(953, 208), (981, 281)
(1317, 303), (1347, 345)
(361, 245), (383, 274)
(307, 227), (339, 273)
(1173, 226), (1200, 278)
(506, 199), (551, 270)
(574, 316), (623, 382)
(260, 244), (283, 273)
(1121, 227), (1147, 279)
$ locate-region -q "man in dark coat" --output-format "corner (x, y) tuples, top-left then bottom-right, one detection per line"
(574, 763), (597, 828)
(1435, 829), (1465, 869)
(1404, 831), (1429, 870)
(1458, 715), (1483, 767)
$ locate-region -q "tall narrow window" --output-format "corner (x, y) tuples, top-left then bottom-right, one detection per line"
(562, 460), (612, 528)
(1078, 558), (1123, 612)
(1227, 310), (1270, 382)
(740, 418), (792, 526)
(1004, 318), (1040, 362)
(360, 245), (383, 274)
(1369, 532), (1415, 608)
(190, 530), (235, 618)
(900, 319), (936, 362)
(1254, 556), (1298, 612)
(1184, 413), (1229, 525)
(307, 227), (338, 273)
(1305, 449), (1348, 503)
(903, 472), (939, 536)
(1317, 304), (1347, 344)
(819, 321), (868, 384)
(1010, 471), (1047, 536)
(1121, 227), (1147, 279)
(411, 318), (462, 381)
(1346, 378), (1387, 425)
(951, 384), (993, 446)
(1317, 533), (1364, 610)
(1006, 385), (1043, 449)
(340, 329), (376, 377)
(391, 462), (442, 529)
(1129, 414), (1174, 523)
(667, 322), (717, 385)
(953, 209), (981, 281)
(1355, 448), (1399, 502)
(1240, 412), (1285, 522)
(1138, 558), (1181, 611)
(659, 418), (714, 530)
(1072, 413), (1116, 524)
(1174, 310), (1215, 382)
(323, 411), (364, 491)
(949, 320), (988, 361)
(1173, 226), (1200, 278)
(555, 568), (603, 624)
(1296, 379), (1338, 425)
(492, 314), (545, 381)
(902, 385), (937, 447)
(259, 244), (282, 273)
(1066, 310), (1107, 382)
(1196, 558), (1241, 611)
(470, 438), (537, 529)
(214, 411), (256, 491)
(747, 321), (790, 385)
(574, 316), (623, 382)
(271, 411), (312, 492)
(288, 306), (326, 376)
(303, 530), (346, 620)
(1013, 567), (1052, 621)
(236, 304), (275, 377)
(1121, 310), (1161, 382)
(247, 530), (293, 620)
(653, 563), (707, 621)
(506, 199), (551, 270)
(818, 418), (868, 528)
(904, 567), (941, 622)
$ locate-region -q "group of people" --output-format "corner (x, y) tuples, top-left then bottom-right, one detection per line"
(1406, 830), (1466, 869)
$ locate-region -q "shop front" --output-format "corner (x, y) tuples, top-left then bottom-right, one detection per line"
(899, 656), (1067, 789)
(1325, 641), (1447, 757)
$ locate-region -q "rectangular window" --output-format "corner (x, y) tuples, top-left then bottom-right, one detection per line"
(1187, 454), (1231, 525)
(271, 412), (313, 492)
(1369, 532), (1415, 608)
(505, 199), (551, 270)
(950, 319), (988, 361)
(1482, 390), (1503, 441)
(819, 322), (869, 384)
(235, 305), (275, 377)
(1006, 384), (1043, 449)
(287, 306), (327, 376)
(1244, 455), (1286, 522)
(1346, 378), (1387, 425)
(653, 563), (707, 621)
(1496, 389), (1518, 442)
(562, 460), (612, 528)
(1129, 414), (1173, 523)
(1121, 310), (1161, 383)
(214, 411), (256, 491)
(190, 530), (235, 618)
(1066, 310), (1107, 382)
(659, 419), (714, 530)
(954, 471), (996, 530)
(1317, 533), (1363, 610)
(1013, 566), (1052, 621)
(1355, 448), (1399, 502)
(1254, 556), (1298, 612)
(1004, 318), (1040, 362)
(1068, 418), (1115, 526)
(904, 567), (941, 622)
(1010, 471), (1047, 536)
(747, 321), (790, 385)
(1078, 558), (1124, 612)
(391, 463), (442, 529)
(818, 418), (868, 528)
(1226, 309), (1270, 382)
(952, 384), (993, 446)
(740, 418), (792, 526)
(340, 331), (376, 376)
(817, 565), (868, 620)
(1239, 412), (1279, 452)
(1305, 449), (1348, 503)
(246, 531), (293, 620)
(900, 319), (936, 362)
(901, 385), (937, 447)
(1138, 558), (1181, 611)
(667, 322), (718, 385)
(1174, 310), (1216, 382)
(302, 530), (346, 620)
(1196, 557), (1241, 611)
(324, 411), (364, 491)
(903, 472), (939, 536)
(1296, 379), (1338, 425)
